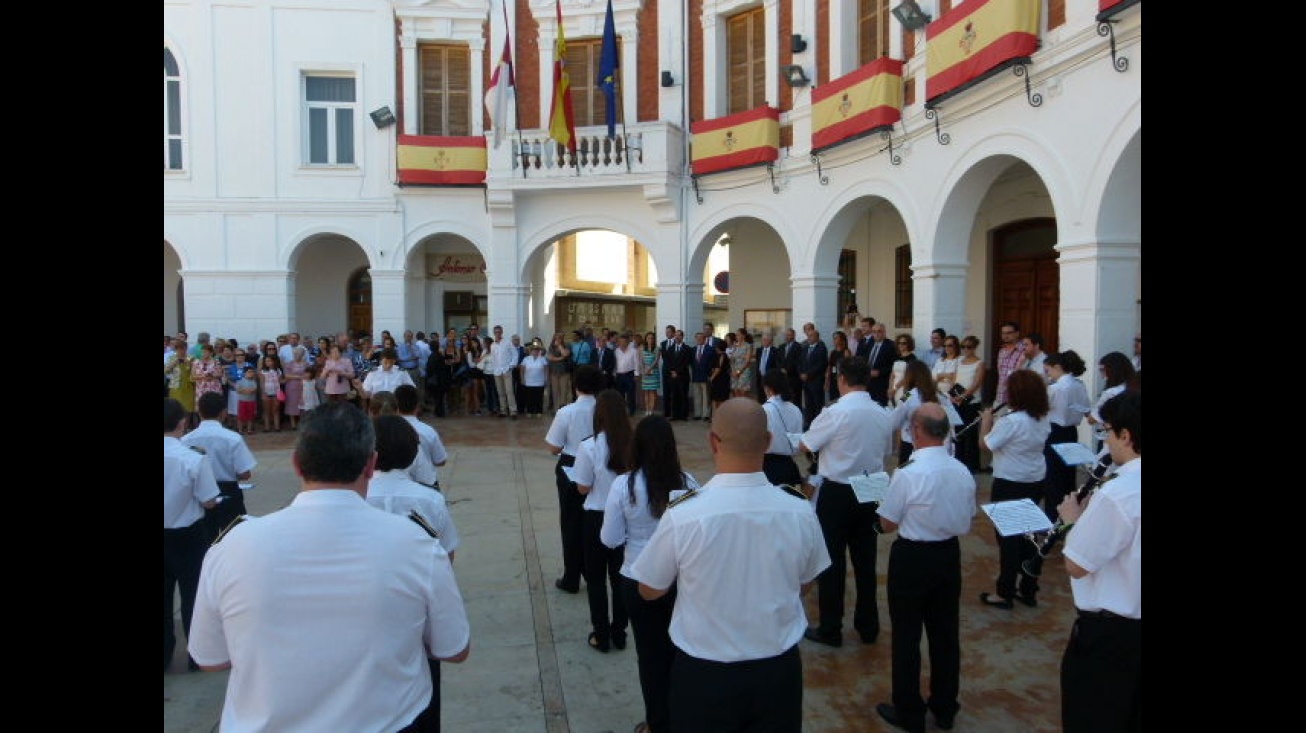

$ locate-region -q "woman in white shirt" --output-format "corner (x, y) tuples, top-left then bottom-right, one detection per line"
(572, 390), (635, 654)
(978, 370), (1051, 609)
(1042, 350), (1091, 522)
(890, 360), (944, 465)
(518, 343), (550, 417)
(600, 415), (699, 733)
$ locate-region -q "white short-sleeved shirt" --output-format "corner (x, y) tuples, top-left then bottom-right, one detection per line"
(403, 415), (448, 482)
(188, 490), (470, 733)
(876, 446), (976, 541)
(572, 433), (620, 511)
(800, 390), (894, 482)
(545, 394), (596, 457)
(181, 420), (257, 482)
(1064, 458), (1141, 619)
(520, 354), (550, 387)
(982, 410), (1051, 482)
(601, 469), (700, 577)
(762, 396), (804, 455)
(367, 469), (460, 555)
(1091, 384), (1127, 425)
(362, 366), (415, 396)
(630, 472), (831, 662)
(164, 436), (221, 528)
(1047, 374), (1091, 428)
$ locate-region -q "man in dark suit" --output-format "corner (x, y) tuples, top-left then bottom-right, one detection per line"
(800, 328), (828, 429)
(664, 330), (693, 420)
(863, 322), (896, 406)
(659, 326), (678, 418)
(855, 317), (877, 359)
(596, 333), (617, 391)
(754, 332), (782, 403)
(780, 327), (806, 413)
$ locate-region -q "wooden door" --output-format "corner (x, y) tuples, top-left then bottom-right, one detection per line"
(991, 218), (1058, 372)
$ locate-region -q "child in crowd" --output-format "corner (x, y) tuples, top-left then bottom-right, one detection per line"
(301, 363), (321, 413)
(236, 366), (260, 435)
(260, 354), (284, 432)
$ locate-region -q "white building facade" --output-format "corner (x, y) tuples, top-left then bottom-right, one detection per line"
(165, 0), (1140, 397)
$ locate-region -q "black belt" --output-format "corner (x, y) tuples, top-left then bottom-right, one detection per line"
(557, 454), (576, 466)
(896, 536), (958, 546)
(765, 453), (796, 458)
(1076, 608), (1139, 622)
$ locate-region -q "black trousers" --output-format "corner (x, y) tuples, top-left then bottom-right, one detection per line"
(1061, 612), (1142, 733)
(203, 480), (247, 539)
(762, 453), (803, 487)
(887, 537), (962, 728)
(621, 577), (676, 733)
(555, 455), (584, 588)
(990, 477), (1044, 599)
(665, 373), (689, 420)
(814, 481), (880, 638)
(954, 401), (981, 471)
(163, 519), (211, 670)
(522, 385), (545, 416)
(1043, 423), (1079, 522)
(615, 372), (638, 415)
(801, 381), (825, 429)
(669, 645), (802, 733)
(582, 509), (627, 637)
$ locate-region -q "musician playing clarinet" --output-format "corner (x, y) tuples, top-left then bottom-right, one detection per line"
(1056, 390), (1141, 733)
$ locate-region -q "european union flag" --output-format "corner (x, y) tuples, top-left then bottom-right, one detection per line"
(598, 0), (619, 139)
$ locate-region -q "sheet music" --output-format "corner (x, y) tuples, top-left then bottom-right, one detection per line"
(981, 499), (1055, 537)
(787, 432), (803, 451)
(1051, 442), (1097, 467)
(849, 472), (890, 504)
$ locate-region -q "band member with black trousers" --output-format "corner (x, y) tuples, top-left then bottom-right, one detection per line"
(1042, 350), (1091, 522)
(545, 365), (602, 593)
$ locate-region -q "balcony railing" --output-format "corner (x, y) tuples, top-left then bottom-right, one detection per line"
(486, 121), (684, 185)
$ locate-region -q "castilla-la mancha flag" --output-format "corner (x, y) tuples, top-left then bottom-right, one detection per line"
(811, 57), (903, 153)
(925, 0), (1040, 105)
(690, 106), (779, 177)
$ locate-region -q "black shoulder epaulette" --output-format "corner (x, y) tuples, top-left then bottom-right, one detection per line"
(408, 510), (441, 539)
(779, 483), (808, 501)
(211, 515), (246, 545)
(667, 487), (698, 508)
(189, 445), (207, 455)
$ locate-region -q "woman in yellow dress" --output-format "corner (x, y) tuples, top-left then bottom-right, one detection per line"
(164, 337), (196, 424)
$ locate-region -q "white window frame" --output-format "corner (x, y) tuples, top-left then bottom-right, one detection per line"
(164, 47), (186, 173)
(302, 73), (358, 166)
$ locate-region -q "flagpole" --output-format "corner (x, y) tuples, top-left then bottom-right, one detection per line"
(504, 0), (526, 179)
(618, 68), (630, 173)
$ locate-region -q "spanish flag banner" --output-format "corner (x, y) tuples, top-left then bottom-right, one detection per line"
(811, 57), (904, 154)
(925, 0), (1040, 106)
(1096, 0), (1140, 21)
(690, 106), (779, 177)
(397, 135), (487, 186)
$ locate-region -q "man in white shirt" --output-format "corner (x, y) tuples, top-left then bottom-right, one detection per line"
(188, 403), (470, 733)
(489, 325), (520, 419)
(613, 332), (641, 416)
(362, 349), (416, 398)
(633, 398), (830, 732)
(545, 365), (602, 593)
(182, 392), (257, 538)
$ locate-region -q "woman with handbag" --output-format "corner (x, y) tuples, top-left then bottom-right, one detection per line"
(950, 336), (988, 472)
(464, 336), (485, 416)
(547, 332), (573, 414)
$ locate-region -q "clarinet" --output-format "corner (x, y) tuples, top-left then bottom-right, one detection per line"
(1021, 452), (1114, 578)
(952, 402), (1006, 438)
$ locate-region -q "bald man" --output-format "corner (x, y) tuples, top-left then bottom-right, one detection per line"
(873, 402), (977, 733)
(632, 398), (831, 732)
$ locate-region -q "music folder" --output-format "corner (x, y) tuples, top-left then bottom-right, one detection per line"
(981, 498), (1054, 537)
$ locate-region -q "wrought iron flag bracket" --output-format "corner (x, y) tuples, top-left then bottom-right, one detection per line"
(810, 153), (829, 185)
(768, 163), (781, 194)
(924, 107), (951, 146)
(1013, 62), (1043, 107)
(691, 175), (703, 204)
(880, 128), (902, 166)
(1097, 20), (1128, 72)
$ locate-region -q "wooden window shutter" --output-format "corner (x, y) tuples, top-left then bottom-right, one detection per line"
(859, 0), (890, 65)
(420, 44), (471, 136)
(1048, 0), (1066, 30)
(728, 7), (764, 114)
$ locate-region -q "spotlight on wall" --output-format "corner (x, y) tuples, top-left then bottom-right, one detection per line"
(791, 34), (808, 54)
(891, 0), (933, 31)
(369, 106), (397, 129)
(661, 70), (675, 88)
(783, 64), (810, 88)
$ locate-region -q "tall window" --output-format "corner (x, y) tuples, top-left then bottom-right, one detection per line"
(420, 44), (471, 135)
(304, 75), (356, 165)
(164, 48), (184, 171)
(837, 249), (857, 316)
(859, 0), (891, 65)
(894, 244), (913, 329)
(565, 39), (614, 128)
(727, 7), (766, 114)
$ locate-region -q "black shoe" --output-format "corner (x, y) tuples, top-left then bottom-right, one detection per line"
(554, 578), (580, 594)
(934, 711), (956, 730)
(187, 657), (201, 672)
(979, 592), (1014, 610)
(1014, 593), (1038, 608)
(876, 703), (925, 733)
(856, 628), (879, 644)
(588, 631), (610, 653)
(803, 626), (842, 647)
(612, 630), (628, 650)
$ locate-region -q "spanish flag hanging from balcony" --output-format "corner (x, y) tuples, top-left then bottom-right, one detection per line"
(811, 57), (904, 154)
(396, 135), (487, 186)
(925, 0), (1040, 106)
(1096, 0), (1140, 21)
(690, 106), (779, 177)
